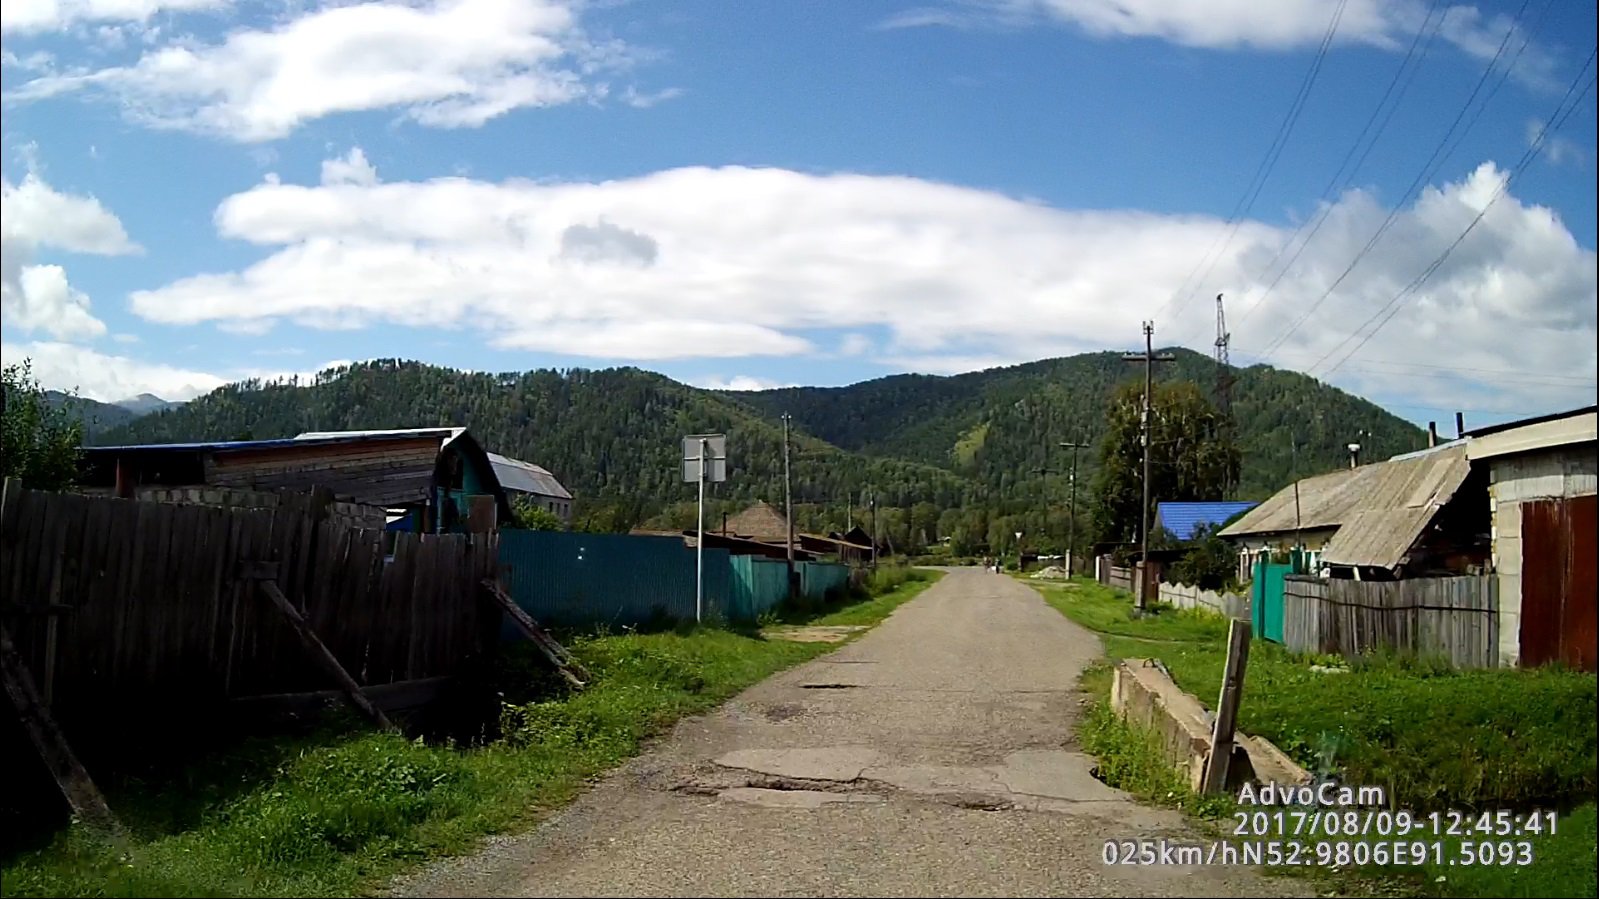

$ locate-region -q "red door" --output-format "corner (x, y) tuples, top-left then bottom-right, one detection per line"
(1520, 496), (1597, 671)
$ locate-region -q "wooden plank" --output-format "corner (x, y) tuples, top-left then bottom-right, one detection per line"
(0, 626), (124, 839)
(257, 580), (396, 732)
(480, 578), (589, 688)
(226, 675), (455, 718)
(1202, 618), (1251, 793)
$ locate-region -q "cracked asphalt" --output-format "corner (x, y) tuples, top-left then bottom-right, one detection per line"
(391, 568), (1307, 898)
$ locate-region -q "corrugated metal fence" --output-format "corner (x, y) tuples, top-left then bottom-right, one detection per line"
(500, 531), (853, 627)
(1282, 574), (1499, 668)
(500, 530), (732, 627)
(729, 555), (789, 621)
(798, 561), (850, 601)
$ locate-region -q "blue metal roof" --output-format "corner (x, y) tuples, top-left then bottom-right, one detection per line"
(1155, 501), (1260, 541)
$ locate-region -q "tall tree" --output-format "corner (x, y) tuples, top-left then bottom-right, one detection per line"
(2, 361), (84, 491)
(1090, 380), (1239, 550)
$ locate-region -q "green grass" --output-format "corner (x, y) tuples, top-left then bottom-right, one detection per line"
(1, 571), (942, 899)
(1035, 577), (1598, 899)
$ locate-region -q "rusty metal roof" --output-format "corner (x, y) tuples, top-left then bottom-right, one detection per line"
(1220, 443), (1471, 570)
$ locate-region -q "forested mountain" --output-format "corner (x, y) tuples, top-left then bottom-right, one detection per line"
(726, 348), (1424, 500)
(99, 362), (977, 532)
(96, 352), (1424, 551)
(44, 392), (141, 440)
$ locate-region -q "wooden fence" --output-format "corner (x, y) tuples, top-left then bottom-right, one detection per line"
(1158, 581), (1249, 620)
(1096, 556), (1135, 592)
(1282, 574), (1498, 668)
(0, 481), (500, 741)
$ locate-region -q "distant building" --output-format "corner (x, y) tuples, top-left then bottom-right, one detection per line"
(1218, 441), (1488, 581)
(1463, 405), (1596, 670)
(723, 501), (790, 543)
(487, 452), (574, 523)
(1153, 501), (1260, 542)
(80, 427), (513, 533)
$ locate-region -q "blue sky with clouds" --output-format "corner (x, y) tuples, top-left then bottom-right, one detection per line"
(3, 0), (1595, 430)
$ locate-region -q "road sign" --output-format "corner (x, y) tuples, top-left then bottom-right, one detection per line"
(682, 434), (727, 483)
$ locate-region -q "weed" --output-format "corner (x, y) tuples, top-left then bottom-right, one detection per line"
(1, 571), (944, 899)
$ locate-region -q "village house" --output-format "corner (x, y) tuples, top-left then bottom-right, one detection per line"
(80, 427), (515, 533)
(1218, 440), (1489, 581)
(1463, 405), (1596, 670)
(485, 452), (574, 523)
(1153, 500), (1260, 542)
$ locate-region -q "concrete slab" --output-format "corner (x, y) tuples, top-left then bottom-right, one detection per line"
(993, 749), (1127, 802)
(713, 746), (882, 782)
(863, 763), (1003, 795)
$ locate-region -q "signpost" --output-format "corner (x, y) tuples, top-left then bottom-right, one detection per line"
(683, 434), (727, 622)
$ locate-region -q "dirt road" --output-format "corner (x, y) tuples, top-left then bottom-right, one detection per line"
(392, 568), (1304, 897)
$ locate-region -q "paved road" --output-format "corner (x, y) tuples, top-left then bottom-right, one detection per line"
(393, 569), (1304, 898)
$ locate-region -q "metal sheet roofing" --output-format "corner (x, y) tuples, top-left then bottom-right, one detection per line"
(85, 433), (433, 454)
(1154, 501), (1259, 541)
(486, 452), (572, 500)
(295, 427), (465, 443)
(1220, 443), (1472, 570)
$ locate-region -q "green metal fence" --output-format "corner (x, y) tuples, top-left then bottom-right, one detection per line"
(728, 554), (791, 621)
(797, 561), (850, 601)
(499, 530), (732, 628)
(1251, 551), (1309, 643)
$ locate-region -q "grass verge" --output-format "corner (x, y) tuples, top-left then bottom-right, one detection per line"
(1036, 577), (1597, 899)
(0, 570), (943, 899)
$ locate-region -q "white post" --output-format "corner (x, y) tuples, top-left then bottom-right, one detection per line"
(696, 437), (707, 623)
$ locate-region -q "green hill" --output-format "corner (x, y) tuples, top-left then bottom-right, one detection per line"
(96, 352), (1424, 547)
(724, 348), (1425, 500)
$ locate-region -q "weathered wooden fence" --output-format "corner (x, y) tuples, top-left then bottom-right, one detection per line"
(0, 482), (500, 740)
(1158, 581), (1249, 619)
(1096, 556), (1134, 592)
(1281, 575), (1498, 668)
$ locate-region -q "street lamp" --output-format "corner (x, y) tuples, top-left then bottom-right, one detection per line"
(1015, 530), (1023, 572)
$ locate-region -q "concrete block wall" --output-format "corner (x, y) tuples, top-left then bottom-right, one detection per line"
(135, 485), (385, 532)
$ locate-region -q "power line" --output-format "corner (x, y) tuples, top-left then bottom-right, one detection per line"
(1314, 52), (1598, 378)
(1148, 0), (1349, 328)
(1229, 349), (1598, 386)
(1226, 0), (1450, 339)
(1253, 0), (1538, 362)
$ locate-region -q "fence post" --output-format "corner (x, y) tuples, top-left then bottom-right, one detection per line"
(1202, 618), (1252, 793)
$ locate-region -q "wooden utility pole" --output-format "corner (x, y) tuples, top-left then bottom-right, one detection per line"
(1060, 439), (1087, 578)
(1201, 618), (1252, 792)
(1122, 322), (1176, 610)
(782, 413), (795, 594)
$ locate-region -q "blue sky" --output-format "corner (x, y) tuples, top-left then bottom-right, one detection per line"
(2, 0), (1595, 432)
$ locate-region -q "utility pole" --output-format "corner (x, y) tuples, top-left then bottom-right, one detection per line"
(1122, 321), (1176, 610)
(1060, 439), (1088, 579)
(870, 490), (878, 570)
(782, 413), (795, 593)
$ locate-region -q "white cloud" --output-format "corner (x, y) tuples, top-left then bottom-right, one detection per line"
(321, 146), (379, 186)
(120, 158), (1595, 415)
(620, 85), (683, 108)
(691, 375), (793, 392)
(237, 358), (356, 385)
(7, 0), (646, 141)
(2, 171), (140, 340)
(1527, 118), (1588, 168)
(112, 332), (139, 342)
(882, 0), (1558, 83)
(0, 340), (225, 401)
(838, 332), (873, 356)
(1, 0), (222, 35)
